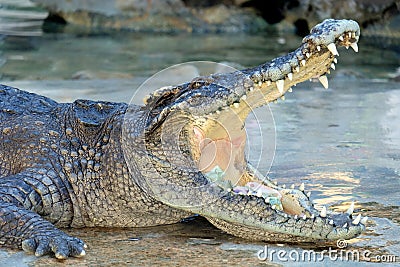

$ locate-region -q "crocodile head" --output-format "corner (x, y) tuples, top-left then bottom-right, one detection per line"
(124, 19), (366, 242)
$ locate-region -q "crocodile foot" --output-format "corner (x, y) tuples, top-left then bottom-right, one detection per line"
(21, 230), (87, 259)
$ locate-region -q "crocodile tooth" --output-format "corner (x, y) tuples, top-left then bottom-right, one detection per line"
(258, 81), (262, 87)
(287, 73), (293, 81)
(351, 32), (356, 38)
(284, 214), (288, 218)
(307, 192), (311, 198)
(271, 205), (276, 210)
(290, 184), (295, 189)
(241, 95), (247, 100)
(299, 183), (305, 191)
(348, 32), (352, 38)
(281, 95), (285, 101)
(352, 214), (361, 225)
(306, 52), (311, 58)
(249, 86), (254, 92)
(302, 215), (307, 220)
(216, 110), (221, 114)
(267, 80), (272, 86)
(288, 87), (293, 92)
(339, 35), (344, 41)
(295, 66), (300, 72)
(317, 45), (321, 51)
(361, 216), (368, 224)
(320, 206), (327, 217)
(276, 80), (285, 94)
(233, 102), (240, 108)
(350, 43), (358, 52)
(273, 181), (278, 185)
(331, 63), (335, 70)
(273, 100), (278, 104)
(345, 46), (349, 49)
(301, 60), (306, 66)
(329, 220), (334, 225)
(311, 214), (315, 219)
(318, 75), (329, 89)
(327, 43), (339, 56)
(346, 201), (355, 215)
(343, 223), (348, 228)
(294, 215), (298, 219)
(333, 58), (338, 64)
(281, 184), (286, 189)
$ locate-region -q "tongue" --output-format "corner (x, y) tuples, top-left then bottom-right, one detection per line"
(199, 139), (232, 172)
(196, 137), (246, 186)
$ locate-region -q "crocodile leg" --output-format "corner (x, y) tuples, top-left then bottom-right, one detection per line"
(0, 171), (86, 259)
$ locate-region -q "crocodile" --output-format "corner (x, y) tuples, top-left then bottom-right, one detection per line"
(0, 19), (366, 259)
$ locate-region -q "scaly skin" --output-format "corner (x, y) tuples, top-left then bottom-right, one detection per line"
(0, 19), (365, 259)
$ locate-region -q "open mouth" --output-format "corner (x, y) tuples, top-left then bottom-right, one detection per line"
(140, 19), (366, 241)
(194, 120), (323, 221)
(190, 20), (367, 236)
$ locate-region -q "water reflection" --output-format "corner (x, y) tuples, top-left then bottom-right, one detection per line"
(0, 13), (399, 82)
(306, 171), (360, 207)
(381, 90), (400, 151)
(0, 0), (47, 36)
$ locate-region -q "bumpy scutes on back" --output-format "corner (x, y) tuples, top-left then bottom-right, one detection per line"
(0, 85), (58, 117)
(71, 99), (127, 128)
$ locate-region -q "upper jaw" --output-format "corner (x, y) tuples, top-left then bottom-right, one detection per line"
(176, 19), (360, 117)
(143, 19), (360, 129)
(237, 19), (360, 111)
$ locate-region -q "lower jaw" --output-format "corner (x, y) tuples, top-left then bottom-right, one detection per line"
(198, 137), (316, 218)
(206, 217), (320, 242)
(204, 165), (315, 218)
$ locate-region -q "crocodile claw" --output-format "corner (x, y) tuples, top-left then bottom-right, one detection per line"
(22, 232), (86, 259)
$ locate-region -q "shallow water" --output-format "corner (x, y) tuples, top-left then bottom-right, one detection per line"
(1, 2), (400, 266)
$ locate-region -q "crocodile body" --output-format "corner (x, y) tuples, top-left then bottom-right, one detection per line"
(0, 19), (366, 259)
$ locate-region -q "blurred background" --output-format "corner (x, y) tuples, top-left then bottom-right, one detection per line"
(0, 1), (399, 266)
(0, 0), (399, 89)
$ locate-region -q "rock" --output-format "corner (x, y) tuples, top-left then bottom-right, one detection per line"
(240, 0), (399, 37)
(31, 0), (268, 33)
(284, 0), (399, 31)
(30, 0), (400, 38)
